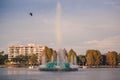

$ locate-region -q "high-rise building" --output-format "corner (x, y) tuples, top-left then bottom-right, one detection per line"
(8, 44), (45, 61)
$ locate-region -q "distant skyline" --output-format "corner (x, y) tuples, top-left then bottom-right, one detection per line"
(0, 0), (120, 54)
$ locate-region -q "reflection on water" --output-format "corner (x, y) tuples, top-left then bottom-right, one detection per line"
(7, 69), (25, 75)
(6, 68), (39, 75)
(0, 68), (120, 80)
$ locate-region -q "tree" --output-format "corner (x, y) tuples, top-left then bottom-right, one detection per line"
(68, 49), (77, 65)
(86, 50), (102, 67)
(86, 50), (94, 67)
(46, 48), (53, 62)
(94, 50), (102, 67)
(117, 53), (120, 64)
(10, 55), (29, 65)
(18, 55), (29, 66)
(101, 55), (106, 65)
(41, 46), (53, 63)
(78, 55), (86, 66)
(106, 51), (117, 67)
(0, 51), (8, 65)
(52, 50), (57, 62)
(63, 48), (68, 62)
(29, 54), (37, 66)
(0, 51), (4, 55)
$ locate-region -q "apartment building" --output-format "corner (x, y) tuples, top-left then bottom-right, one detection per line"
(8, 44), (45, 60)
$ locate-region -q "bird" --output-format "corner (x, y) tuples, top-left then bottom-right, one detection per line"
(29, 12), (33, 16)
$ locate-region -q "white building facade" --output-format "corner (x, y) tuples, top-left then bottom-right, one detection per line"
(8, 44), (45, 61)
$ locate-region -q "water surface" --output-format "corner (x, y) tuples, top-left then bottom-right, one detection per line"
(0, 68), (120, 80)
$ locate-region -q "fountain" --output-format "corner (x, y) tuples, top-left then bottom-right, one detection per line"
(39, 49), (78, 71)
(39, 1), (78, 71)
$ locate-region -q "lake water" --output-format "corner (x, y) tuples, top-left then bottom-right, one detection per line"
(0, 68), (120, 80)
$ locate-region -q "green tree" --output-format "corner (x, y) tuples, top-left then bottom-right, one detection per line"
(78, 55), (86, 65)
(18, 55), (29, 66)
(29, 54), (37, 66)
(0, 51), (4, 64)
(11, 57), (20, 63)
(52, 50), (57, 62)
(86, 50), (102, 67)
(11, 55), (29, 65)
(0, 51), (4, 55)
(94, 50), (102, 67)
(106, 51), (117, 67)
(42, 46), (53, 63)
(63, 48), (68, 62)
(117, 53), (120, 64)
(0, 51), (8, 65)
(46, 48), (53, 62)
(86, 50), (94, 67)
(101, 55), (106, 65)
(68, 49), (77, 64)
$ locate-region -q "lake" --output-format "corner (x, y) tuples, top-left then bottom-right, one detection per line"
(0, 68), (120, 80)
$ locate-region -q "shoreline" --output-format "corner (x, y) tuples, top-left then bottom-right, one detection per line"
(1, 65), (120, 68)
(79, 65), (120, 68)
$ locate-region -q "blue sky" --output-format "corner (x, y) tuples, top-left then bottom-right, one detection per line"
(0, 0), (120, 54)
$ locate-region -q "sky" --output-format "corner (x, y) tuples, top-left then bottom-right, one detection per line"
(0, 0), (120, 55)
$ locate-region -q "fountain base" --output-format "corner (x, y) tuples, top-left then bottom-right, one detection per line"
(39, 68), (78, 71)
(39, 62), (78, 71)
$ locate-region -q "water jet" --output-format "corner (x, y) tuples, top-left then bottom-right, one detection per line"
(39, 1), (78, 71)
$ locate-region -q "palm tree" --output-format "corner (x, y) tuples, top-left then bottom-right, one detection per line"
(29, 54), (37, 66)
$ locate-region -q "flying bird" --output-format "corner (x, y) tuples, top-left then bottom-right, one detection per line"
(29, 12), (33, 16)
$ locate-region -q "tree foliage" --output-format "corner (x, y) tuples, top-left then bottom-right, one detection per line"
(78, 55), (86, 65)
(29, 54), (37, 66)
(11, 55), (29, 66)
(106, 51), (117, 67)
(52, 50), (57, 62)
(101, 55), (106, 65)
(86, 50), (102, 67)
(46, 48), (53, 62)
(40, 46), (54, 63)
(0, 51), (8, 65)
(68, 49), (77, 64)
(117, 53), (120, 63)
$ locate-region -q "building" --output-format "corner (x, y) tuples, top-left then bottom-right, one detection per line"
(8, 44), (45, 61)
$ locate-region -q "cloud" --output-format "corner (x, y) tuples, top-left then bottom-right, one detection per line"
(103, 0), (120, 9)
(63, 35), (120, 54)
(84, 35), (120, 45)
(85, 40), (99, 44)
(1, 0), (120, 55)
(83, 35), (120, 53)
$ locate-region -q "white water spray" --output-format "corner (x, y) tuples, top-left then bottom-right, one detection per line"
(39, 1), (78, 70)
(55, 1), (62, 49)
